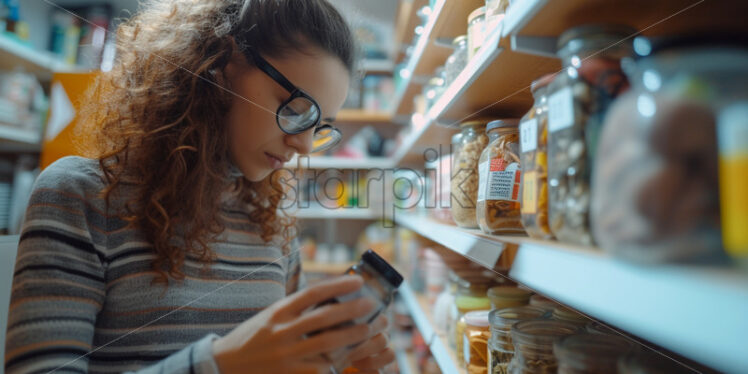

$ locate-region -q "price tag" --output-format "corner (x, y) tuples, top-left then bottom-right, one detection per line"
(548, 86), (575, 132)
(520, 118), (538, 153)
(522, 171), (538, 214)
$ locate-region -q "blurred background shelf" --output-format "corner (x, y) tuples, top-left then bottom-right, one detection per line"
(395, 212), (748, 374)
(0, 33), (87, 81)
(295, 207), (379, 220)
(285, 156), (393, 169)
(0, 124), (41, 147)
(335, 109), (393, 124)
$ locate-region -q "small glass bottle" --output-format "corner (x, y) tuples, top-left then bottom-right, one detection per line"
(321, 250), (404, 373)
(476, 120), (524, 234)
(554, 333), (634, 374)
(452, 120), (490, 228)
(509, 320), (579, 374)
(519, 74), (555, 239)
(488, 306), (547, 374)
(455, 295), (492, 365)
(446, 35), (469, 85)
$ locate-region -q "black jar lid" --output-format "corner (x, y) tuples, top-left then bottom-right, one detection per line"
(362, 249), (403, 288)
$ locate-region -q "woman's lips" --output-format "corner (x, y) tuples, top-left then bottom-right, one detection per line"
(265, 152), (284, 169)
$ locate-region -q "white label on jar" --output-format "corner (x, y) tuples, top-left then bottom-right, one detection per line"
(520, 118), (538, 153)
(548, 86), (575, 132)
(463, 334), (470, 364)
(486, 160), (520, 201)
(477, 160), (489, 202)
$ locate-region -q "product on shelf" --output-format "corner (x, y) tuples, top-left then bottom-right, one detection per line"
(464, 310), (492, 374)
(423, 73), (445, 109)
(455, 295), (492, 365)
(488, 306), (547, 374)
(546, 24), (635, 246)
(529, 294), (558, 311)
(551, 307), (588, 327)
(452, 120), (490, 228)
(445, 35), (469, 86)
(429, 149), (455, 224)
(718, 103), (748, 266)
(467, 6), (487, 60)
(617, 350), (692, 373)
(553, 333), (634, 374)
(486, 286), (532, 310)
(519, 74), (556, 239)
(477, 119), (524, 234)
(509, 320), (580, 374)
(485, 0), (509, 33)
(423, 247), (448, 304)
(434, 272), (462, 335)
(592, 36), (746, 263)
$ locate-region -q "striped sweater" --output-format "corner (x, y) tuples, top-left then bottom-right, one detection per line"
(5, 156), (303, 373)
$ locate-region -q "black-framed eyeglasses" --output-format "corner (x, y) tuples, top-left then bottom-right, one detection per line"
(242, 47), (342, 153)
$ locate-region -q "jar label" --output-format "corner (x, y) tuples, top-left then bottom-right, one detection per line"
(548, 86), (574, 132)
(520, 118), (538, 153)
(522, 171), (538, 214)
(479, 158), (520, 202)
(463, 334), (470, 364)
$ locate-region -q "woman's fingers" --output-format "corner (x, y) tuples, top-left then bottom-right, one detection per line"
(275, 275), (363, 321)
(351, 348), (396, 372)
(281, 297), (375, 337)
(289, 322), (371, 359)
(346, 333), (388, 363)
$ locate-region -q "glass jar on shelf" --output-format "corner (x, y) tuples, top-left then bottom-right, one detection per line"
(464, 310), (492, 374)
(445, 35), (469, 86)
(488, 306), (547, 374)
(529, 294), (558, 311)
(455, 295), (492, 366)
(467, 6), (487, 61)
(546, 24), (635, 246)
(485, 0), (510, 34)
(592, 36), (748, 263)
(509, 320), (580, 374)
(423, 75), (445, 109)
(452, 120), (490, 228)
(519, 74), (556, 239)
(550, 307), (587, 327)
(476, 119), (524, 234)
(486, 286), (532, 310)
(554, 333), (634, 374)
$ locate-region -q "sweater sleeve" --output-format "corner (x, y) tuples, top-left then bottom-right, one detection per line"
(4, 157), (222, 374)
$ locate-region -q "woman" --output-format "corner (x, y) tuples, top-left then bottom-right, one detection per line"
(5, 0), (395, 373)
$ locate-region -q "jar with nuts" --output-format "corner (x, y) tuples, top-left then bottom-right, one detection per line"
(519, 75), (555, 240)
(509, 320), (579, 374)
(476, 119), (524, 234)
(452, 120), (490, 228)
(546, 24), (634, 246)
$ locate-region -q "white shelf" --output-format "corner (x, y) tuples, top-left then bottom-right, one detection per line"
(394, 212), (748, 373)
(0, 124), (41, 145)
(0, 33), (87, 80)
(361, 59), (395, 74)
(285, 156), (393, 170)
(397, 280), (463, 374)
(295, 207), (379, 220)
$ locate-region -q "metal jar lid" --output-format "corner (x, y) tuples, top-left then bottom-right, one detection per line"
(452, 34), (468, 46)
(486, 119), (520, 132)
(468, 6), (486, 23)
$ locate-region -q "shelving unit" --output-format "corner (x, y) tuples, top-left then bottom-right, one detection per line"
(285, 155), (392, 170)
(0, 33), (87, 81)
(395, 212), (748, 374)
(0, 124), (42, 152)
(295, 207), (379, 220)
(397, 280), (464, 374)
(335, 109), (393, 124)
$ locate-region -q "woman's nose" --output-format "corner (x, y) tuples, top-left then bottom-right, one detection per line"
(285, 127), (315, 155)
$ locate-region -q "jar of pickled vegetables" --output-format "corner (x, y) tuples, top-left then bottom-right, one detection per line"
(456, 295), (492, 365)
(546, 24), (634, 246)
(554, 333), (634, 374)
(488, 306), (547, 374)
(520, 74), (555, 239)
(486, 286), (532, 310)
(477, 120), (524, 234)
(452, 120), (490, 228)
(464, 310), (491, 374)
(509, 320), (579, 374)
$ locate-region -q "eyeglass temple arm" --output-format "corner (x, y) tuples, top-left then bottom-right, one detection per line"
(244, 48), (298, 94)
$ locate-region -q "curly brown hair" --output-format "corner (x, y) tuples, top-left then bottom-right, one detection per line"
(77, 0), (355, 284)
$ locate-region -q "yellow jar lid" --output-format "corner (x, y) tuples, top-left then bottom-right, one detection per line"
(456, 295), (492, 311)
(487, 286), (533, 300)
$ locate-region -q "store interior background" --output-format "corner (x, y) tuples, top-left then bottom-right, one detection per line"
(1, 0), (747, 373)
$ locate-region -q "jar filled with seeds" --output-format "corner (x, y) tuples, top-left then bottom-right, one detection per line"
(519, 74), (555, 239)
(477, 119), (524, 234)
(509, 320), (579, 374)
(546, 24), (635, 246)
(488, 306), (547, 374)
(452, 120), (490, 228)
(554, 333), (634, 374)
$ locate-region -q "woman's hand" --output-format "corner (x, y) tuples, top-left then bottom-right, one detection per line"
(212, 275), (385, 374)
(340, 314), (397, 374)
